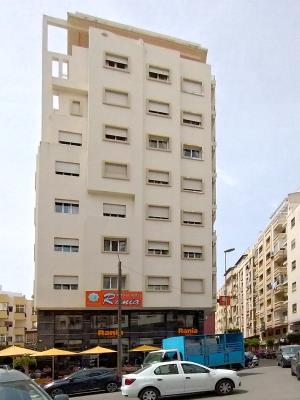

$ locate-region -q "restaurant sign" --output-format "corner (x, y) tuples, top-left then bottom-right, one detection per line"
(97, 329), (123, 337)
(177, 328), (199, 335)
(86, 290), (143, 308)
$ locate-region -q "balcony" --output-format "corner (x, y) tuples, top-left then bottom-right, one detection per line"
(0, 310), (8, 319)
(32, 314), (37, 322)
(274, 316), (288, 326)
(274, 300), (288, 311)
(0, 326), (7, 335)
(266, 320), (273, 328)
(14, 327), (25, 335)
(14, 313), (26, 321)
(273, 215), (287, 237)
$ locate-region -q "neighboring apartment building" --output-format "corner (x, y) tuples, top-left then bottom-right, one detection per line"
(216, 200), (289, 343)
(0, 289), (37, 348)
(34, 13), (217, 354)
(287, 191), (300, 333)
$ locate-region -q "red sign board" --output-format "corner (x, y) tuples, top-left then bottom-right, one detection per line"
(217, 295), (231, 306)
(86, 290), (143, 308)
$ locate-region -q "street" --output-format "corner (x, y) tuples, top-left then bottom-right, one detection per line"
(74, 360), (300, 400)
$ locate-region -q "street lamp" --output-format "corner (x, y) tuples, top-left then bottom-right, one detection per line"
(224, 248), (235, 333)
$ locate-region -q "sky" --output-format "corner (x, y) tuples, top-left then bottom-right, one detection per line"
(0, 0), (299, 297)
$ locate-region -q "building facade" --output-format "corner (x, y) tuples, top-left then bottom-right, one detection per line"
(34, 13), (217, 354)
(287, 191), (300, 333)
(0, 290), (36, 348)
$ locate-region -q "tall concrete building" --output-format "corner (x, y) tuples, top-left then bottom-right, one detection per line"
(34, 13), (216, 354)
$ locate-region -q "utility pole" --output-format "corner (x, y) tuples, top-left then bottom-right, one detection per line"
(117, 257), (122, 380)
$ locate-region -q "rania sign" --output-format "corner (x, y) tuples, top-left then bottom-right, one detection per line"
(85, 290), (143, 308)
(177, 328), (199, 335)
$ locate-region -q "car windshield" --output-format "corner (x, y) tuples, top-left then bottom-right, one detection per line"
(132, 366), (151, 374)
(283, 346), (300, 354)
(0, 380), (50, 400)
(143, 352), (164, 364)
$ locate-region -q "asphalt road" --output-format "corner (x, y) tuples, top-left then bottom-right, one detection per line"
(69, 360), (300, 400)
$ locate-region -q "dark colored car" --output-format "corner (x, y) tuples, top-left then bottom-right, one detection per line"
(277, 345), (300, 368)
(44, 367), (120, 398)
(0, 368), (68, 400)
(245, 351), (259, 367)
(291, 350), (300, 379)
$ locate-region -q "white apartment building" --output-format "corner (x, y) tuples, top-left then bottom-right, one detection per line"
(287, 191), (300, 333)
(34, 13), (216, 353)
(0, 289), (36, 348)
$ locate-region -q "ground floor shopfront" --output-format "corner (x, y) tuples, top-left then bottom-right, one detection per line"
(37, 309), (213, 364)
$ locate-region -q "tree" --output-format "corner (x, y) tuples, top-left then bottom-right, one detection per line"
(245, 338), (260, 349)
(266, 338), (274, 348)
(287, 333), (300, 344)
(14, 355), (37, 375)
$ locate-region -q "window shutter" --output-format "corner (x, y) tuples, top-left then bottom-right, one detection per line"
(54, 238), (79, 246)
(183, 178), (202, 191)
(182, 211), (202, 224)
(103, 203), (126, 216)
(148, 241), (169, 250)
(182, 79), (203, 95)
(148, 170), (169, 183)
(183, 245), (203, 253)
(55, 162), (80, 175)
(104, 125), (128, 140)
(148, 205), (169, 219)
(59, 131), (82, 145)
(104, 90), (129, 107)
(54, 276), (78, 285)
(148, 101), (169, 115)
(105, 54), (128, 65)
(182, 279), (204, 293)
(104, 162), (127, 177)
(182, 112), (202, 126)
(148, 276), (169, 286)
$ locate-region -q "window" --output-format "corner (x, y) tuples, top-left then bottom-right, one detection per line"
(154, 364), (178, 375)
(15, 335), (24, 343)
(58, 131), (82, 146)
(55, 161), (80, 177)
(55, 315), (82, 331)
(147, 170), (170, 185)
(147, 100), (170, 117)
(147, 241), (170, 256)
(104, 125), (128, 143)
(182, 177), (203, 193)
(147, 205), (170, 221)
(104, 238), (127, 253)
(53, 276), (79, 290)
(291, 217), (296, 228)
(182, 79), (203, 96)
(0, 303), (8, 311)
(53, 93), (59, 110)
(148, 65), (170, 82)
(103, 162), (128, 180)
(292, 304), (297, 313)
(15, 304), (25, 313)
(181, 363), (208, 374)
(266, 236), (271, 245)
(182, 145), (203, 160)
(182, 245), (204, 260)
(70, 100), (82, 116)
(103, 203), (126, 218)
(104, 89), (129, 108)
(148, 135), (170, 151)
(182, 211), (203, 226)
(292, 260), (296, 270)
(103, 275), (126, 289)
(55, 200), (79, 214)
(51, 58), (68, 79)
(105, 53), (128, 70)
(182, 111), (203, 127)
(182, 279), (204, 293)
(146, 276), (170, 291)
(291, 239), (296, 250)
(54, 238), (79, 252)
(292, 282), (297, 292)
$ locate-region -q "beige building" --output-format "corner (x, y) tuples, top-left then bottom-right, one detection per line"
(34, 13), (217, 352)
(0, 289), (37, 348)
(287, 191), (300, 333)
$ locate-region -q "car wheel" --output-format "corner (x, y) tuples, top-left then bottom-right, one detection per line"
(139, 387), (160, 400)
(49, 388), (64, 398)
(215, 379), (234, 396)
(106, 382), (118, 392)
(291, 368), (296, 376)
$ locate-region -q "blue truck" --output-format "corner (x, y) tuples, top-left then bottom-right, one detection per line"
(143, 333), (245, 369)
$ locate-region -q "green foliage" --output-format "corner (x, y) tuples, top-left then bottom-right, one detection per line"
(266, 337), (274, 347)
(14, 355), (37, 375)
(287, 333), (300, 344)
(244, 337), (260, 348)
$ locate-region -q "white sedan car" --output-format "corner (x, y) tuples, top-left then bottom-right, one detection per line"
(121, 361), (241, 400)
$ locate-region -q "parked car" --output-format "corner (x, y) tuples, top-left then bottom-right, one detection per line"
(44, 367), (120, 398)
(277, 345), (300, 368)
(291, 350), (300, 379)
(0, 368), (68, 400)
(121, 360), (241, 400)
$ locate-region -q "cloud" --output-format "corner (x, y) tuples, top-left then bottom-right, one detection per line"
(217, 168), (239, 187)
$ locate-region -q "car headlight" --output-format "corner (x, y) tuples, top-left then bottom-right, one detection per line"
(283, 355), (289, 359)
(43, 383), (53, 389)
